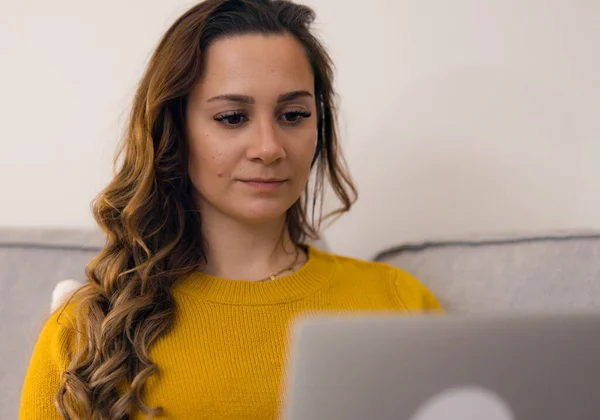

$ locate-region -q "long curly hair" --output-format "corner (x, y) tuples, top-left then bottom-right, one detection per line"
(55, 0), (356, 418)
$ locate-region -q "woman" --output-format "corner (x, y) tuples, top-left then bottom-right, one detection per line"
(20, 0), (442, 418)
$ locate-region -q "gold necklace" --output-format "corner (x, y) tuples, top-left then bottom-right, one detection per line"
(258, 248), (301, 282)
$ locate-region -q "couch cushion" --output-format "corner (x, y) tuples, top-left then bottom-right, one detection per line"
(0, 229), (102, 419)
(375, 233), (600, 314)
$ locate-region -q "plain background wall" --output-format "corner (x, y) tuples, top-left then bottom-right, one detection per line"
(1, 0), (599, 259)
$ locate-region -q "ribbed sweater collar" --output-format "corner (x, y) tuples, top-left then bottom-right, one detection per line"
(173, 245), (336, 305)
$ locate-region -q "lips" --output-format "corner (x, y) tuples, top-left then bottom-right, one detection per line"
(241, 178), (286, 183)
(239, 178), (287, 190)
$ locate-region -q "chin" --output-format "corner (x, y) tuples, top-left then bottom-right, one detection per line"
(236, 210), (288, 224)
(230, 200), (293, 224)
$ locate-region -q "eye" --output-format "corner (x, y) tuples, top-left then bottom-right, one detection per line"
(213, 111), (248, 127)
(279, 110), (312, 124)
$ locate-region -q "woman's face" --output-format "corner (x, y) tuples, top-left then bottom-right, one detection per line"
(186, 34), (318, 224)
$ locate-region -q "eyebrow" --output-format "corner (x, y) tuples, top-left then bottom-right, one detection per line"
(277, 90), (313, 102)
(206, 90), (313, 104)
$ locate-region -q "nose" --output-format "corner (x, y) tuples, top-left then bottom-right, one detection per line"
(245, 116), (286, 165)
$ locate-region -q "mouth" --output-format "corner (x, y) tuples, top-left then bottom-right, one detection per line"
(238, 178), (287, 190)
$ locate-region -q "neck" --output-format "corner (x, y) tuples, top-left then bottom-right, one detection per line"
(200, 208), (303, 281)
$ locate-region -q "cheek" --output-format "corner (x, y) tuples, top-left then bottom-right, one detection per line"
(290, 129), (318, 170)
(188, 134), (231, 183)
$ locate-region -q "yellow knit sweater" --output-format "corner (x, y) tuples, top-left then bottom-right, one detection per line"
(20, 246), (442, 419)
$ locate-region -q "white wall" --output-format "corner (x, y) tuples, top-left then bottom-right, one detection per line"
(2, 0), (599, 259)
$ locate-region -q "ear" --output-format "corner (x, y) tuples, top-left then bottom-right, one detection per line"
(51, 279), (84, 313)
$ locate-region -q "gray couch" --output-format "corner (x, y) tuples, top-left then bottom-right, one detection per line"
(3, 229), (600, 418)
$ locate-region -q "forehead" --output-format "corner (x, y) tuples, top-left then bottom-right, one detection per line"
(195, 34), (315, 99)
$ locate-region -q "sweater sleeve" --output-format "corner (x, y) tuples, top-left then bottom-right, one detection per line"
(20, 303), (78, 419)
(392, 267), (444, 313)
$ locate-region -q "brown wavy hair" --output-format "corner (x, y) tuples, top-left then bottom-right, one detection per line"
(55, 0), (356, 418)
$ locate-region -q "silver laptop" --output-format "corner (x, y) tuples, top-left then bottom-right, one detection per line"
(282, 313), (600, 420)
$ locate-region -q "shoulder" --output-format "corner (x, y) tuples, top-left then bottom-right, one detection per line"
(29, 298), (82, 374)
(20, 298), (89, 418)
(20, 299), (83, 418)
(311, 246), (443, 312)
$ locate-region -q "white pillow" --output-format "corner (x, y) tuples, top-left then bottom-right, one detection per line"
(51, 279), (84, 313)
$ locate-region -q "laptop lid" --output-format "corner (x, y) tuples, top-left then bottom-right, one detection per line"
(282, 313), (600, 420)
